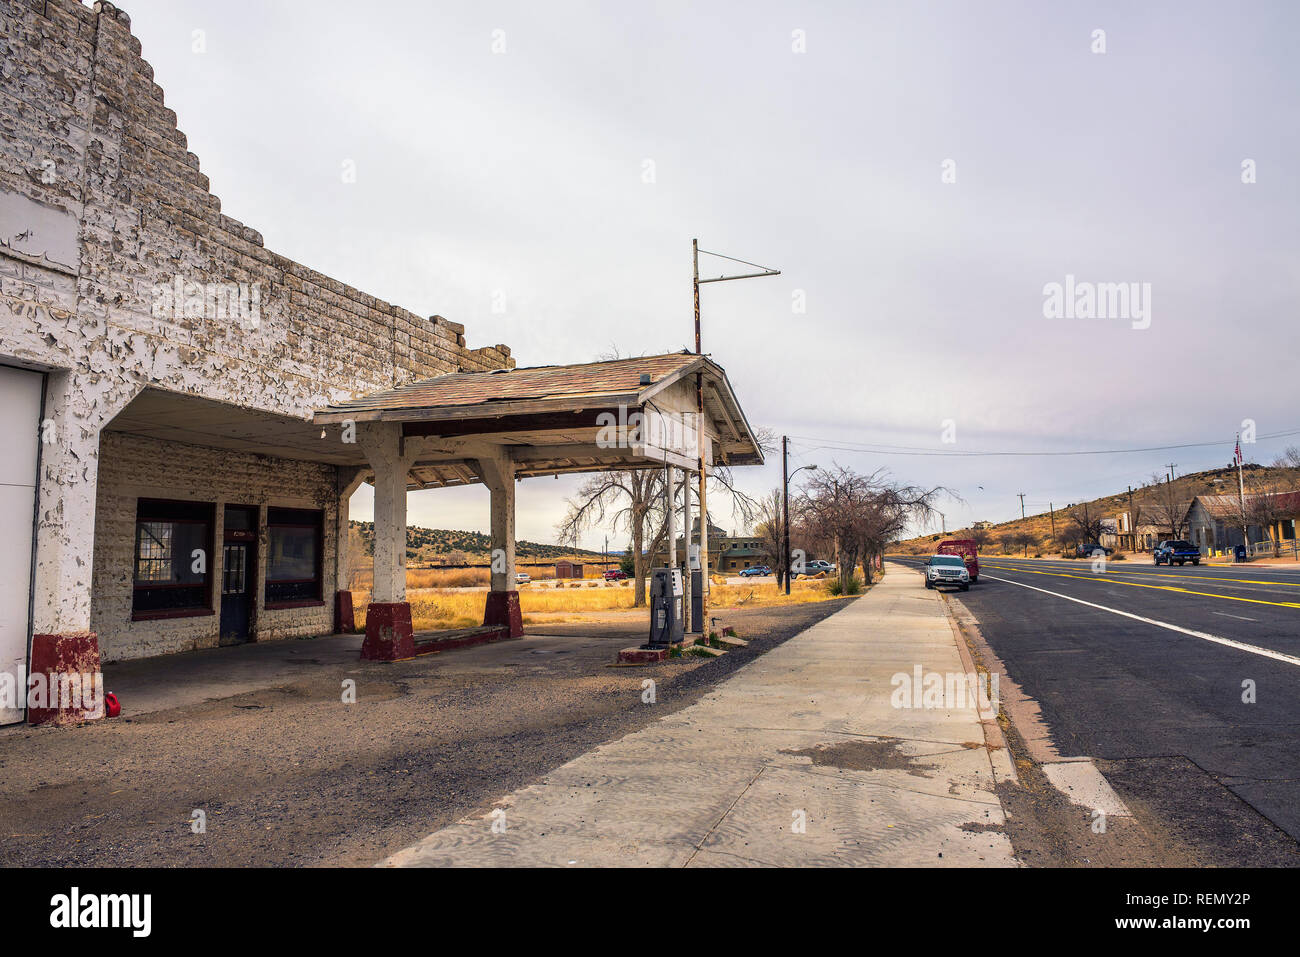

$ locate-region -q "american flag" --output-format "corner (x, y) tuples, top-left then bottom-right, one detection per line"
(1234, 435), (1242, 466)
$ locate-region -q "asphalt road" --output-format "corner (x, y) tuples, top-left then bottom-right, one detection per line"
(891, 554), (1300, 862)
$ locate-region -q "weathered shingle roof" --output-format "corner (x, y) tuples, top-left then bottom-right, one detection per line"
(320, 353), (701, 417)
(1190, 491), (1300, 520)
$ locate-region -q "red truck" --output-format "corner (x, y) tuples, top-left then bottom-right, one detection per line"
(937, 540), (980, 584)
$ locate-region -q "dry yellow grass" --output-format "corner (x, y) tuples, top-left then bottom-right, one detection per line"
(710, 580), (839, 608)
(351, 572), (845, 631)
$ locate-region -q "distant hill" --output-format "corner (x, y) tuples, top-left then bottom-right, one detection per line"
(891, 464), (1300, 556)
(349, 520), (610, 564)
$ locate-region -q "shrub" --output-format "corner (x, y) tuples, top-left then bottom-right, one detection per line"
(827, 576), (863, 596)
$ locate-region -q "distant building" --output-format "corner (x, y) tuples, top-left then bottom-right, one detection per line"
(651, 519), (782, 572)
(1185, 493), (1300, 555)
(1112, 511), (1164, 551)
(554, 560), (585, 579)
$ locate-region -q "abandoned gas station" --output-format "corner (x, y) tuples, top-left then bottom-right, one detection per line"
(314, 354), (762, 661)
(0, 0), (761, 726)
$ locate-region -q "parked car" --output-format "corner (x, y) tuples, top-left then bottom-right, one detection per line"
(797, 560), (835, 577)
(515, 572), (531, 584)
(1154, 540), (1200, 566)
(924, 554), (970, 591)
(602, 569), (628, 581)
(1074, 543), (1114, 558)
(937, 539), (980, 584)
(738, 565), (771, 577)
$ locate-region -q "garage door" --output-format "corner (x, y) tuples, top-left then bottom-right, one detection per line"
(0, 366), (42, 725)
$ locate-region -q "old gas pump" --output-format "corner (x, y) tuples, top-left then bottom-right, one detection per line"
(646, 567), (684, 647)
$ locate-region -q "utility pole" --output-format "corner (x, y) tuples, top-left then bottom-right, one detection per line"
(1236, 433), (1248, 552)
(1166, 462), (1178, 482)
(1018, 493), (1026, 520)
(1049, 503), (1056, 540)
(1127, 486), (1135, 551)
(693, 239), (780, 627)
(781, 436), (817, 596)
(782, 436), (790, 594)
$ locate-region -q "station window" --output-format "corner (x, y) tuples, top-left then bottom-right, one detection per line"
(133, 500), (214, 617)
(266, 507), (323, 605)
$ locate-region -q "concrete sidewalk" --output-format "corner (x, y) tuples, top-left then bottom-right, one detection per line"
(383, 565), (1020, 867)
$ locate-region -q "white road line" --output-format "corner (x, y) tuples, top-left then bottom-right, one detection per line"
(1213, 611), (1259, 622)
(981, 573), (1300, 668)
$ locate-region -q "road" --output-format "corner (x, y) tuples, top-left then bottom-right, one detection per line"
(891, 554), (1300, 863)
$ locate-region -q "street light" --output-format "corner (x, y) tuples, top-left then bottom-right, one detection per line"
(782, 434), (817, 595)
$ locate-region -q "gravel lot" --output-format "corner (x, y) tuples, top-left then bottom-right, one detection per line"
(0, 598), (854, 867)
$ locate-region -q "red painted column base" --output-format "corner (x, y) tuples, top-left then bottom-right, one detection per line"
(360, 602), (415, 661)
(28, 632), (104, 726)
(334, 589), (356, 633)
(483, 589), (523, 638)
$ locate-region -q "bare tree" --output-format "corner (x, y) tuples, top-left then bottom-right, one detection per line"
(1012, 531), (1038, 557)
(800, 465), (946, 593)
(1068, 502), (1106, 547)
(998, 532), (1018, 555)
(1273, 446), (1300, 469)
(1243, 473), (1300, 556)
(557, 467), (666, 607)
(752, 489), (787, 587)
(1124, 494), (1145, 552)
(1143, 473), (1189, 539)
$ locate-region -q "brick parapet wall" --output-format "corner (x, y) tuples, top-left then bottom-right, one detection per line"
(0, 0), (514, 422)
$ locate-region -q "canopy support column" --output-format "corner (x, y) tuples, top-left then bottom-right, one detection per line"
(358, 424), (415, 660)
(333, 466), (367, 633)
(478, 449), (522, 638)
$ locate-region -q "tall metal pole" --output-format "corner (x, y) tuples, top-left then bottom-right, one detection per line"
(693, 239), (701, 354)
(1237, 435), (1248, 550)
(694, 239), (708, 632)
(690, 239), (779, 628)
(782, 435), (791, 595)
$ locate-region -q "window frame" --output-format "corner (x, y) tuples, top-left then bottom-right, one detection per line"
(131, 499), (216, 621)
(264, 507), (325, 608)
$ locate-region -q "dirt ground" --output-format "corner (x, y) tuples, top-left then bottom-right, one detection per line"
(0, 599), (854, 867)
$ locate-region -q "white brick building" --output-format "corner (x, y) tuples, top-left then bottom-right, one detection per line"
(0, 1), (763, 726)
(0, 0), (516, 719)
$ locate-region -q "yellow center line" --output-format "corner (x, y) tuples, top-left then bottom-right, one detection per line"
(978, 564), (1300, 610)
(984, 561), (1300, 589)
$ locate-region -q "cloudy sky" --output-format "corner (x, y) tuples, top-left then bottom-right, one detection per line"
(123, 0), (1299, 547)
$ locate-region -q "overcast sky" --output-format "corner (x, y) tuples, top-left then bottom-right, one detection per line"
(122, 0), (1300, 548)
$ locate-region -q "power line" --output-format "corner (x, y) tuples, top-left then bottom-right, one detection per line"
(786, 427), (1300, 459)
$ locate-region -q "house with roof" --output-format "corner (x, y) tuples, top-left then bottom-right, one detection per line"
(1184, 492), (1300, 555)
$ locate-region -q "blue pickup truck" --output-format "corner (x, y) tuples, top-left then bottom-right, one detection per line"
(1154, 540), (1200, 566)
